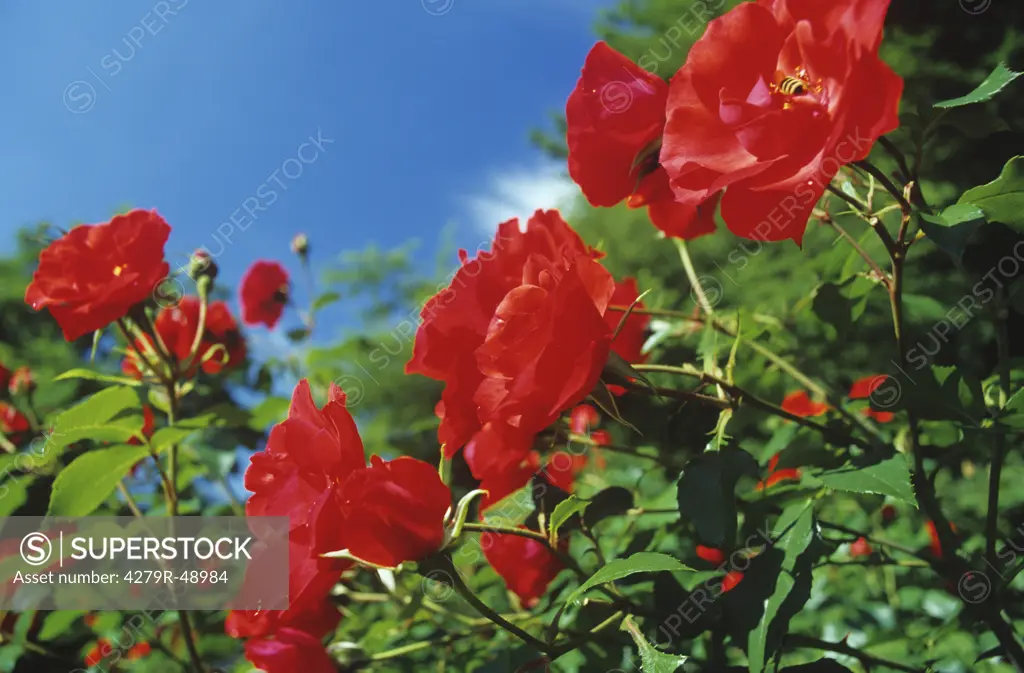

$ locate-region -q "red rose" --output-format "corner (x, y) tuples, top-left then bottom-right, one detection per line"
(0, 403), (29, 443)
(127, 405), (156, 447)
(246, 379), (451, 569)
(25, 209), (171, 341)
(569, 404), (600, 435)
(224, 533), (342, 640)
(755, 452), (802, 491)
(567, 42), (721, 240)
(483, 528), (566, 608)
(407, 210), (617, 482)
(122, 297), (246, 378)
(721, 570), (744, 593)
(781, 390), (829, 418)
(607, 278), (650, 365)
(84, 639), (111, 668)
(849, 375), (894, 423)
(850, 536), (872, 558)
(0, 364), (11, 393)
(245, 628), (336, 673)
(240, 261), (290, 329)
(7, 367), (34, 396)
(696, 545), (726, 566)
(926, 520), (957, 560)
(660, 0), (903, 244)
(478, 452), (586, 514)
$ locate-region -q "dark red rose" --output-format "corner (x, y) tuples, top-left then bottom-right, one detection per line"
(483, 528), (566, 608)
(25, 209), (171, 341)
(849, 374), (894, 423)
(245, 628), (336, 673)
(850, 537), (872, 558)
(406, 210), (617, 482)
(881, 504), (896, 524)
(0, 363), (9, 392)
(781, 390), (829, 418)
(660, 0), (903, 244)
(240, 260), (290, 328)
(122, 297), (246, 379)
(567, 42), (721, 240)
(696, 545), (726, 566)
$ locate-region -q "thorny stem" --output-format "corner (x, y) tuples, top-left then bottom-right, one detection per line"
(606, 305), (886, 444)
(786, 634), (926, 673)
(821, 212), (889, 286)
(887, 217), (1024, 671)
(631, 363), (872, 450)
(817, 520), (926, 560)
(855, 160), (913, 215)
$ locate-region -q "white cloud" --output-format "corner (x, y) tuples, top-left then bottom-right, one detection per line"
(463, 161), (581, 235)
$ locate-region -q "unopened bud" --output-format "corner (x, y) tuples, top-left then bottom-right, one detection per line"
(188, 249), (218, 283)
(291, 233), (309, 257)
(8, 367), (35, 396)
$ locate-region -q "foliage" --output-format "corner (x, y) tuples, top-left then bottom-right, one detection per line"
(1, 1), (1024, 673)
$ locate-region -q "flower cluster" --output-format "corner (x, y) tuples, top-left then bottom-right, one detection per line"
(226, 380), (453, 671)
(566, 0), (902, 245)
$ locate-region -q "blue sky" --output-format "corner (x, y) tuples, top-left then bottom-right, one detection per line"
(0, 0), (613, 358)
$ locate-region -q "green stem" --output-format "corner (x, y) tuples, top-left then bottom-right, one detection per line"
(549, 610), (626, 660)
(674, 238), (713, 315)
(165, 385), (205, 673)
(435, 556), (549, 653)
(987, 291), (1012, 573)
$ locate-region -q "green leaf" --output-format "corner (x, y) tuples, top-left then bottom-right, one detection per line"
(52, 368), (143, 387)
(621, 615), (687, 672)
(286, 328), (310, 342)
(1000, 389), (1024, 429)
(0, 476), (29, 516)
(677, 447), (760, 548)
(47, 444), (151, 516)
(247, 396), (290, 431)
(809, 454), (916, 507)
(45, 386), (144, 461)
(565, 552), (693, 605)
(175, 403), (251, 429)
(811, 283), (851, 336)
(548, 495), (589, 543)
(149, 426), (199, 451)
(583, 486), (636, 529)
(934, 63), (1022, 108)
(747, 501), (815, 673)
(781, 661), (855, 672)
(958, 155), (1024, 233)
(312, 291), (342, 312)
(37, 611), (87, 641)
